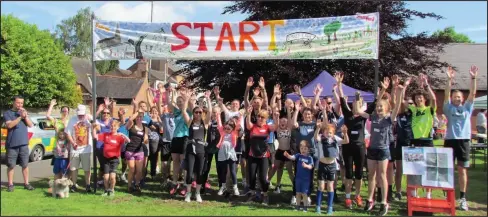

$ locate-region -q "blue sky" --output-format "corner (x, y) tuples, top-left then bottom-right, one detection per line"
(1, 1), (486, 69)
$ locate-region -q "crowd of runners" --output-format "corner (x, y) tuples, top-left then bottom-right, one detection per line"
(3, 65), (484, 216)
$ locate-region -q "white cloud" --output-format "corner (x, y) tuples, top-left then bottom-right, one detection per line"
(459, 25), (487, 33)
(94, 2), (189, 23)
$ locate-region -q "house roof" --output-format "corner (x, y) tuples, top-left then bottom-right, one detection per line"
(431, 43), (487, 90)
(71, 57), (98, 94)
(95, 76), (145, 99)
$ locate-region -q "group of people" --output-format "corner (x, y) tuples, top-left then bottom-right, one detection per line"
(3, 65), (483, 216)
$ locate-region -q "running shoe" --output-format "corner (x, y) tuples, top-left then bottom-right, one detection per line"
(290, 196), (297, 206)
(262, 195), (269, 205)
(192, 181), (196, 189)
(24, 184), (34, 191)
(273, 184), (281, 194)
(458, 198), (469, 211)
(354, 195), (364, 207)
(379, 203), (389, 216)
(101, 190), (109, 197)
(233, 186), (240, 196)
(185, 191), (192, 202)
(195, 193), (203, 203)
(364, 200), (375, 212)
(394, 192), (402, 201)
(205, 181), (211, 189)
(315, 206), (321, 214)
(345, 198), (353, 209)
(217, 186), (227, 196)
(327, 206), (333, 215)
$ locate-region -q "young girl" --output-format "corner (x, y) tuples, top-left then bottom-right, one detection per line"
(284, 141), (314, 212)
(93, 120), (130, 196)
(53, 129), (69, 180)
(314, 123), (349, 214)
(215, 108), (240, 196)
(357, 84), (405, 216)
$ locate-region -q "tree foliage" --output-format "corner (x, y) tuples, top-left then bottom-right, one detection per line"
(53, 7), (119, 74)
(1, 15), (82, 108)
(175, 1), (451, 101)
(432, 26), (474, 43)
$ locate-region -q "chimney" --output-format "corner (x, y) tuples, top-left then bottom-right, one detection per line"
(137, 60), (148, 79)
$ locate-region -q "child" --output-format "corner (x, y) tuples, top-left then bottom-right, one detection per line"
(284, 141), (314, 212)
(150, 83), (167, 104)
(216, 110), (240, 196)
(93, 120), (130, 196)
(315, 123), (349, 214)
(53, 129), (69, 180)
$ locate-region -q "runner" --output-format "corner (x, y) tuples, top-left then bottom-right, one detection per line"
(124, 107), (149, 193)
(443, 65), (478, 211)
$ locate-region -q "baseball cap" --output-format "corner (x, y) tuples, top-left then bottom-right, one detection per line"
(76, 104), (87, 115)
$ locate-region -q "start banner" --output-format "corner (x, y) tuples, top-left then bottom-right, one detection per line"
(92, 13), (379, 61)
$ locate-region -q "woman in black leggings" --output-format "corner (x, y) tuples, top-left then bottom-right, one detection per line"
(181, 90), (212, 203)
(200, 106), (222, 194)
(245, 106), (278, 205)
(335, 71), (377, 209)
(147, 106), (162, 180)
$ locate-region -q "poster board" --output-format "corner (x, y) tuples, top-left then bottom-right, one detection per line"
(402, 147), (454, 189)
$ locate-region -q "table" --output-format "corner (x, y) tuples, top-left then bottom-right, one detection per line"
(471, 143), (487, 171)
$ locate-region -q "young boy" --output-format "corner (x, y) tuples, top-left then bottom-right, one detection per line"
(284, 141), (314, 212)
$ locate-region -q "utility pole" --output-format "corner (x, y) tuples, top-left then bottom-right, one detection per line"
(148, 1), (153, 84)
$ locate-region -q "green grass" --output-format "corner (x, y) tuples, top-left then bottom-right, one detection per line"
(2, 140), (487, 216)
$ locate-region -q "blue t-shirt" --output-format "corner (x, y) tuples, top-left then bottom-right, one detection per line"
(296, 122), (317, 156)
(173, 109), (192, 138)
(267, 119), (275, 144)
(443, 101), (474, 140)
(294, 153), (314, 181)
(161, 113), (175, 142)
(117, 118), (130, 152)
(141, 113), (151, 126)
(3, 109), (29, 148)
(96, 118), (113, 149)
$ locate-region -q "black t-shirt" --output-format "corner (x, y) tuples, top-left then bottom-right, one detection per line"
(188, 120), (206, 154)
(340, 97), (376, 145)
(125, 125), (147, 153)
(396, 110), (413, 146)
(206, 120), (221, 154)
(316, 109), (339, 125)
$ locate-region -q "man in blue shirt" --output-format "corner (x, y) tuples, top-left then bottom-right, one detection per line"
(443, 65), (478, 211)
(3, 96), (35, 192)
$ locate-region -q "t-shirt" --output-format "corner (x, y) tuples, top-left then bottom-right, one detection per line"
(98, 133), (125, 158)
(65, 116), (92, 154)
(225, 110), (244, 129)
(340, 97), (370, 145)
(3, 109), (29, 148)
(396, 110), (413, 145)
(477, 112), (487, 127)
(141, 113), (151, 126)
(54, 140), (69, 158)
(96, 118), (113, 149)
(292, 154), (314, 181)
(276, 129), (291, 150)
(316, 109), (339, 125)
(161, 113), (175, 142)
(409, 105), (435, 139)
(125, 125), (147, 153)
(173, 109), (192, 138)
(295, 122), (316, 156)
(249, 124), (271, 158)
(368, 114), (393, 150)
(217, 134), (237, 161)
(316, 135), (342, 159)
(443, 101), (474, 140)
(206, 120), (220, 154)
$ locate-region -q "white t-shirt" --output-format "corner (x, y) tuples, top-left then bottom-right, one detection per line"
(225, 110), (244, 129)
(65, 116), (93, 154)
(477, 112), (487, 127)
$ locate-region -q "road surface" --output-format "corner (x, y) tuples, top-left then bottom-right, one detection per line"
(1, 158), (53, 185)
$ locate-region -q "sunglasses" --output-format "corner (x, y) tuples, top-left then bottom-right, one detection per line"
(257, 115), (266, 119)
(194, 111), (202, 114)
(326, 102), (332, 105)
(103, 112), (110, 115)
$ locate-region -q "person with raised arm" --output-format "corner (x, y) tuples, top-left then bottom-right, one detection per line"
(443, 65), (478, 211)
(124, 106), (149, 193)
(406, 73), (438, 199)
(157, 84), (175, 186)
(357, 80), (405, 216)
(180, 89), (212, 203)
(94, 97), (116, 188)
(46, 99), (71, 169)
(335, 71), (380, 209)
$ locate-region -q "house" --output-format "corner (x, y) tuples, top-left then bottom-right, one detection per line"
(71, 57), (151, 116)
(429, 43), (487, 132)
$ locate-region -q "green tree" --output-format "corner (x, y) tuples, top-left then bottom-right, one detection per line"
(1, 14), (82, 108)
(175, 1), (450, 101)
(53, 7), (119, 74)
(323, 21), (342, 43)
(432, 26), (474, 43)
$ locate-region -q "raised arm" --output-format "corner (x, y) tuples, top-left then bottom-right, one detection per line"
(214, 86), (230, 115)
(294, 85), (309, 108)
(390, 75), (399, 108)
(420, 73), (437, 110)
(204, 90), (213, 126)
(314, 121), (322, 141)
(391, 85), (406, 120)
(125, 109), (141, 130)
(46, 99), (57, 123)
(168, 88), (178, 111)
(258, 77), (269, 110)
(467, 65), (478, 102)
(292, 103), (301, 129)
(244, 77), (254, 108)
(270, 84), (280, 109)
(146, 88), (155, 109)
(341, 125), (349, 144)
(268, 110), (279, 132)
(444, 66), (454, 105)
(377, 77), (390, 101)
(131, 98), (138, 114)
(181, 89), (192, 127)
(118, 108), (126, 125)
(312, 84), (323, 113)
(332, 84), (341, 112)
(245, 106), (254, 130)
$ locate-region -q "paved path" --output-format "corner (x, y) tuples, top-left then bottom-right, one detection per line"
(1, 158), (53, 185)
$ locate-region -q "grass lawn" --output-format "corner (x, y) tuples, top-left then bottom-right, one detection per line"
(1, 140), (487, 216)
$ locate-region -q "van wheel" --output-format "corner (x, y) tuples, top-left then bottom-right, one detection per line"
(29, 145), (44, 162)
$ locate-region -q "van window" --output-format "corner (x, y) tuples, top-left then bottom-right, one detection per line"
(39, 120), (55, 130)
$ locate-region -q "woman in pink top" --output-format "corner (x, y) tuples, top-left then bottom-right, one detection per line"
(215, 109), (240, 196)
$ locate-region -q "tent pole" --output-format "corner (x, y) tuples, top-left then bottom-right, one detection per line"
(374, 4), (382, 98)
(91, 12), (98, 193)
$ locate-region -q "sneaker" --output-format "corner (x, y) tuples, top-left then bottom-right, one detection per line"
(394, 192), (402, 201)
(85, 185), (92, 193)
(7, 185), (14, 192)
(458, 198), (469, 211)
(364, 200), (374, 212)
(195, 193), (203, 203)
(315, 206), (321, 214)
(354, 195), (364, 207)
(262, 195), (269, 205)
(387, 192), (393, 203)
(243, 186), (251, 196)
(273, 185), (281, 194)
(102, 190), (109, 197)
(170, 183), (179, 195)
(295, 205), (302, 211)
(327, 206), (333, 215)
(308, 197), (312, 206)
(109, 190), (115, 197)
(134, 184), (142, 193)
(70, 185), (77, 193)
(217, 186), (227, 196)
(241, 179), (247, 188)
(379, 203), (389, 216)
(192, 181), (197, 189)
(185, 192), (192, 202)
(290, 196), (297, 206)
(156, 166), (161, 174)
(345, 198), (353, 209)
(233, 186), (240, 196)
(121, 174), (128, 184)
(205, 181), (211, 189)
(24, 184), (34, 191)
(246, 192), (256, 202)
(303, 206), (308, 212)
(140, 179), (146, 188)
(97, 180), (104, 188)
(179, 187), (187, 196)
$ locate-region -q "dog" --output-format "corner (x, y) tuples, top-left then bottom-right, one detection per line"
(48, 178), (73, 198)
